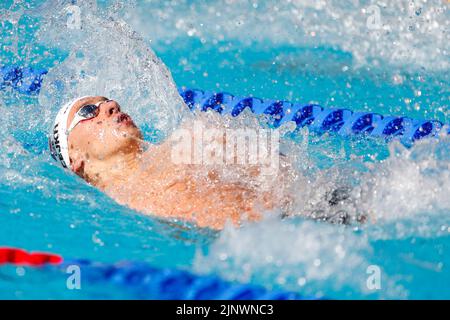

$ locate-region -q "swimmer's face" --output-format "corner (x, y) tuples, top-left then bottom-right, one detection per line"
(67, 96), (142, 169)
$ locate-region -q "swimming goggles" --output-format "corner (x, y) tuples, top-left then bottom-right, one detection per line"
(67, 100), (110, 133)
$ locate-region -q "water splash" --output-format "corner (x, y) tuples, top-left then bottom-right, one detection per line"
(362, 136), (450, 222)
(194, 134), (449, 298)
(123, 0), (449, 71)
(33, 0), (188, 139)
(194, 215), (407, 299)
(357, 135), (450, 240)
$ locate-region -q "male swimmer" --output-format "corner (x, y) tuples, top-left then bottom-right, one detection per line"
(49, 96), (356, 229)
(49, 96), (296, 230)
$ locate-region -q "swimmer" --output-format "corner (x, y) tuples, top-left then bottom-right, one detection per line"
(49, 96), (361, 229)
(49, 96), (295, 230)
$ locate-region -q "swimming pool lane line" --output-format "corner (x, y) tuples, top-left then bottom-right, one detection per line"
(1, 65), (447, 146)
(0, 66), (450, 146)
(0, 247), (313, 300)
(178, 87), (446, 145)
(0, 247), (62, 266)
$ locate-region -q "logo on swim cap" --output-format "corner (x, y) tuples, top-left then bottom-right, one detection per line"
(49, 123), (68, 168)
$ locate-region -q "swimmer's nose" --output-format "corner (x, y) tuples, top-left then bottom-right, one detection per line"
(100, 100), (121, 117)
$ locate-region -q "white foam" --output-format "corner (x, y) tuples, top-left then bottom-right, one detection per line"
(35, 0), (189, 139)
(362, 138), (450, 221)
(194, 215), (406, 298)
(193, 134), (449, 298)
(122, 0), (449, 71)
(354, 135), (450, 239)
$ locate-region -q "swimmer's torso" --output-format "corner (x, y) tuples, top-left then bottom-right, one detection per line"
(101, 137), (292, 230)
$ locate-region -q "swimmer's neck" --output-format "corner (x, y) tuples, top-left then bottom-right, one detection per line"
(86, 148), (144, 190)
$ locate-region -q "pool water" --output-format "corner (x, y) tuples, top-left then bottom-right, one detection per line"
(0, 0), (449, 299)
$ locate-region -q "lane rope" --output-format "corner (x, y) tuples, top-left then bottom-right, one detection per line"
(1, 65), (447, 145)
(178, 87), (446, 144)
(0, 247), (62, 266)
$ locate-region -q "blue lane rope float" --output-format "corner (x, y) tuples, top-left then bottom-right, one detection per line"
(178, 88), (447, 145)
(60, 258), (309, 300)
(1, 65), (447, 145)
(0, 247), (309, 299)
(0, 65), (47, 95)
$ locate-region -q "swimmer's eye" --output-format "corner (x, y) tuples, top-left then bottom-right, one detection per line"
(67, 100), (105, 133)
(78, 104), (101, 118)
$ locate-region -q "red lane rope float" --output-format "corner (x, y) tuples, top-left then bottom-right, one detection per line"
(0, 247), (63, 266)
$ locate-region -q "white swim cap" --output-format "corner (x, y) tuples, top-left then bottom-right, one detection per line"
(48, 96), (89, 169)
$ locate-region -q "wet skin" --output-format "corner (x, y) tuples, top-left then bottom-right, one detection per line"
(66, 96), (286, 230)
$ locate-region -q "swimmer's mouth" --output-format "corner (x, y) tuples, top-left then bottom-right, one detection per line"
(116, 113), (134, 126)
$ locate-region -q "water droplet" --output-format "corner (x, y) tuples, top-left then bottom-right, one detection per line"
(16, 267), (26, 277)
(297, 277), (307, 286)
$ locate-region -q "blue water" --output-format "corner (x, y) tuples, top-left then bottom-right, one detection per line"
(1, 0), (449, 299)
